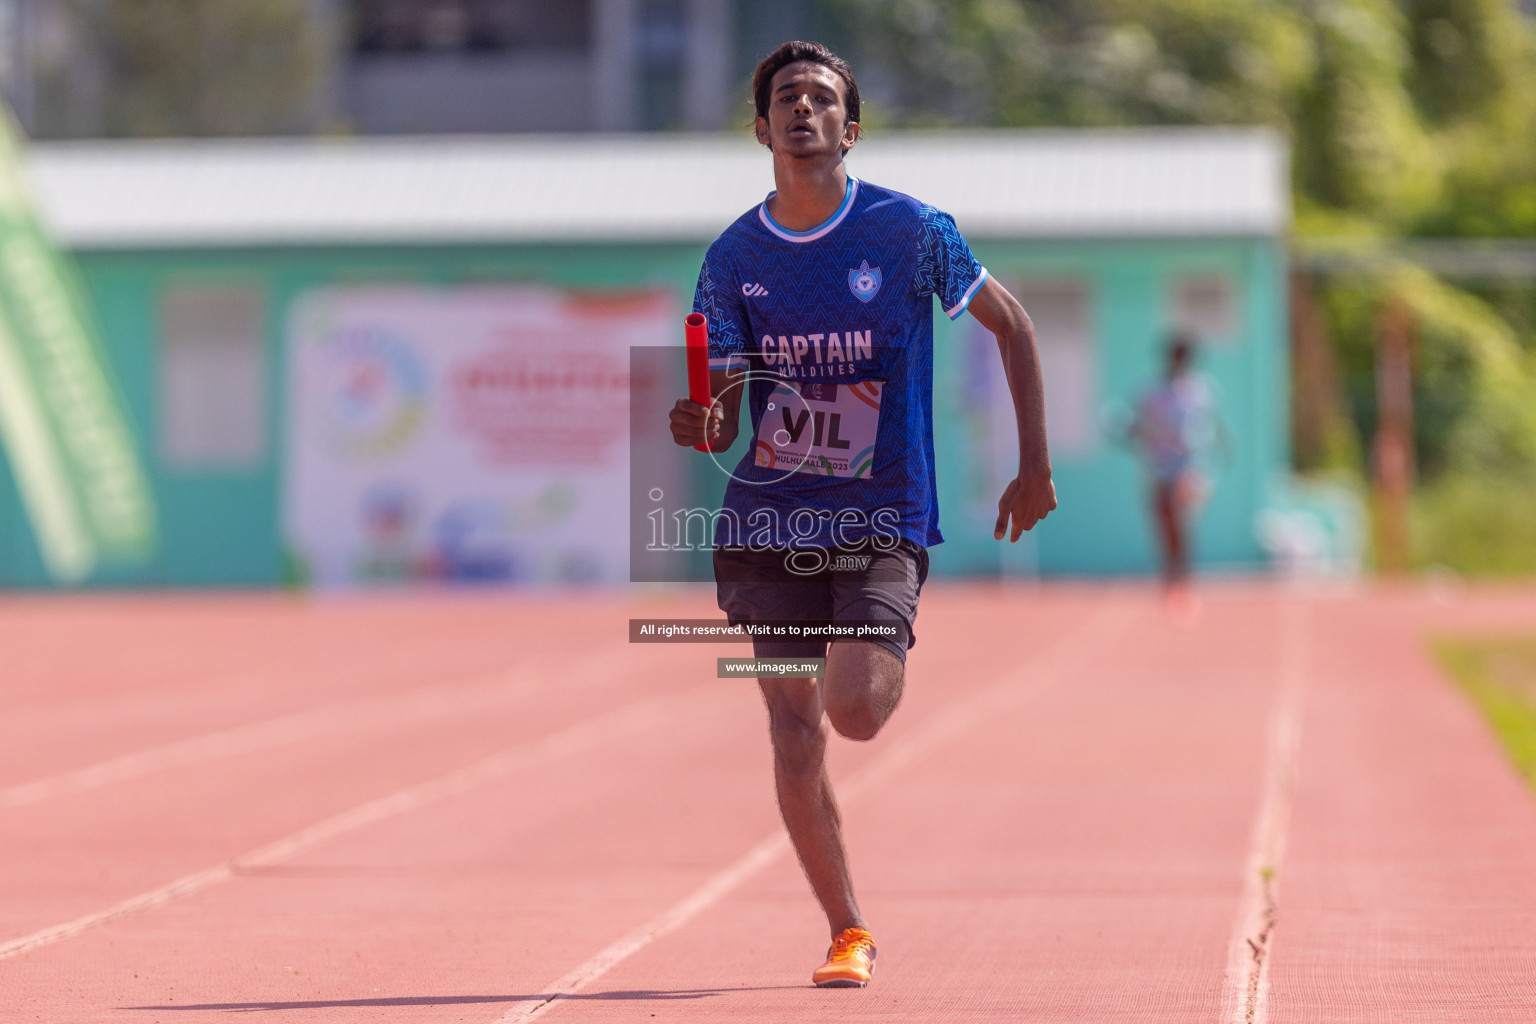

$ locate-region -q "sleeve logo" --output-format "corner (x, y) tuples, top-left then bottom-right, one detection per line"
(847, 261), (882, 303)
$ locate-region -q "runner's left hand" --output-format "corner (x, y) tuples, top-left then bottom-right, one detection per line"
(994, 466), (1057, 542)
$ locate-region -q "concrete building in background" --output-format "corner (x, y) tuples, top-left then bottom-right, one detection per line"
(0, 129), (1300, 587)
(0, 0), (831, 138)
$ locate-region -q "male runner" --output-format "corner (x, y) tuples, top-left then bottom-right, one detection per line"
(669, 40), (1056, 988)
(1127, 334), (1223, 618)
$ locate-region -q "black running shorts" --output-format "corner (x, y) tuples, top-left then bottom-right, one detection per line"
(713, 541), (929, 664)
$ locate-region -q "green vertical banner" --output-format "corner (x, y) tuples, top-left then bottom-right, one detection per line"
(0, 106), (154, 582)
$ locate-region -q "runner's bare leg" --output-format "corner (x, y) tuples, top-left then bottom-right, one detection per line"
(761, 644), (904, 937)
(824, 641), (904, 740)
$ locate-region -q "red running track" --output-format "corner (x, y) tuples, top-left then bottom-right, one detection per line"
(1, 582), (1534, 1022)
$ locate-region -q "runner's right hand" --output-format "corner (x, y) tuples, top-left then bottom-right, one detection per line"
(669, 398), (725, 450)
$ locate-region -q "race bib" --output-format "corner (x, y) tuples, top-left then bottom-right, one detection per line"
(753, 379), (882, 479)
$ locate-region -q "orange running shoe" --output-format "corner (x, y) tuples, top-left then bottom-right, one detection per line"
(811, 927), (877, 988)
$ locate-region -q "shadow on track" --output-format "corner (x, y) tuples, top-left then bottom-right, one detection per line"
(122, 987), (806, 1011)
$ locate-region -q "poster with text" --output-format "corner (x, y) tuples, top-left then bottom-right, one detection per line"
(284, 286), (675, 586)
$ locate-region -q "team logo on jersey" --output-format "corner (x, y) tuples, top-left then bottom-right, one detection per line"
(848, 261), (882, 303)
(741, 282), (770, 297)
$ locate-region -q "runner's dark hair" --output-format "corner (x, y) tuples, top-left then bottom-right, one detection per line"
(1168, 332), (1196, 367)
(751, 40), (860, 127)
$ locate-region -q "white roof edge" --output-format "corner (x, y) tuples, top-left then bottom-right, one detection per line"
(22, 128), (1290, 249)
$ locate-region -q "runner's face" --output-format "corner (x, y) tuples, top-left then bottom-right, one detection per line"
(756, 62), (858, 156)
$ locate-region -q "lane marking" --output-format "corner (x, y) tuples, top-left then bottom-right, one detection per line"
(495, 598), (1139, 1023)
(0, 645), (631, 810)
(0, 680), (718, 964)
(1221, 598), (1310, 1024)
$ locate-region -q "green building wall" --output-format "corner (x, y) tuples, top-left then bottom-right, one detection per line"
(0, 235), (1286, 587)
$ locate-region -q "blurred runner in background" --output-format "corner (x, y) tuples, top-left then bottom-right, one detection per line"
(1128, 334), (1225, 618)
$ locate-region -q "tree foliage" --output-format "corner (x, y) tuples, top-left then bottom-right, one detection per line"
(836, 0), (1536, 233)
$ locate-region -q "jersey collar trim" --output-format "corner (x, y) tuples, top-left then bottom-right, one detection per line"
(758, 176), (859, 243)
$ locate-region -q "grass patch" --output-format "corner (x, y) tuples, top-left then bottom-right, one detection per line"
(1412, 474), (1536, 576)
(1435, 636), (1536, 792)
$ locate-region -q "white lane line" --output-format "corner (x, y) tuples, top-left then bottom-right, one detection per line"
(1222, 598), (1311, 1024)
(495, 598), (1139, 1023)
(0, 645), (631, 810)
(0, 681), (717, 964)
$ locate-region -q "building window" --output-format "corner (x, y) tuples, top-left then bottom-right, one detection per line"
(352, 0), (591, 54)
(159, 287), (267, 470)
(1172, 275), (1238, 343)
(1017, 279), (1097, 457)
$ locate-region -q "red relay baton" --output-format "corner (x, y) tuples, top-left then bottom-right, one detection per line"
(684, 312), (712, 451)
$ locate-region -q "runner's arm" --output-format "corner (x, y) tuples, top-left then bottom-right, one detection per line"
(967, 277), (1057, 541)
(669, 367), (745, 451)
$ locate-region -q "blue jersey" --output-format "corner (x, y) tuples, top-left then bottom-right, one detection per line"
(692, 176), (988, 550)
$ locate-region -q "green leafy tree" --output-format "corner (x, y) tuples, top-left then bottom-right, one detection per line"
(1291, 0), (1440, 230)
(834, 0), (1469, 230)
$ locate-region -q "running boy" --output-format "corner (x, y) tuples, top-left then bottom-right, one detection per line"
(669, 40), (1055, 987)
(1128, 334), (1224, 618)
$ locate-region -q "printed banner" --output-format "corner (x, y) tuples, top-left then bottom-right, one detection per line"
(284, 286), (674, 586)
(0, 106), (154, 581)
